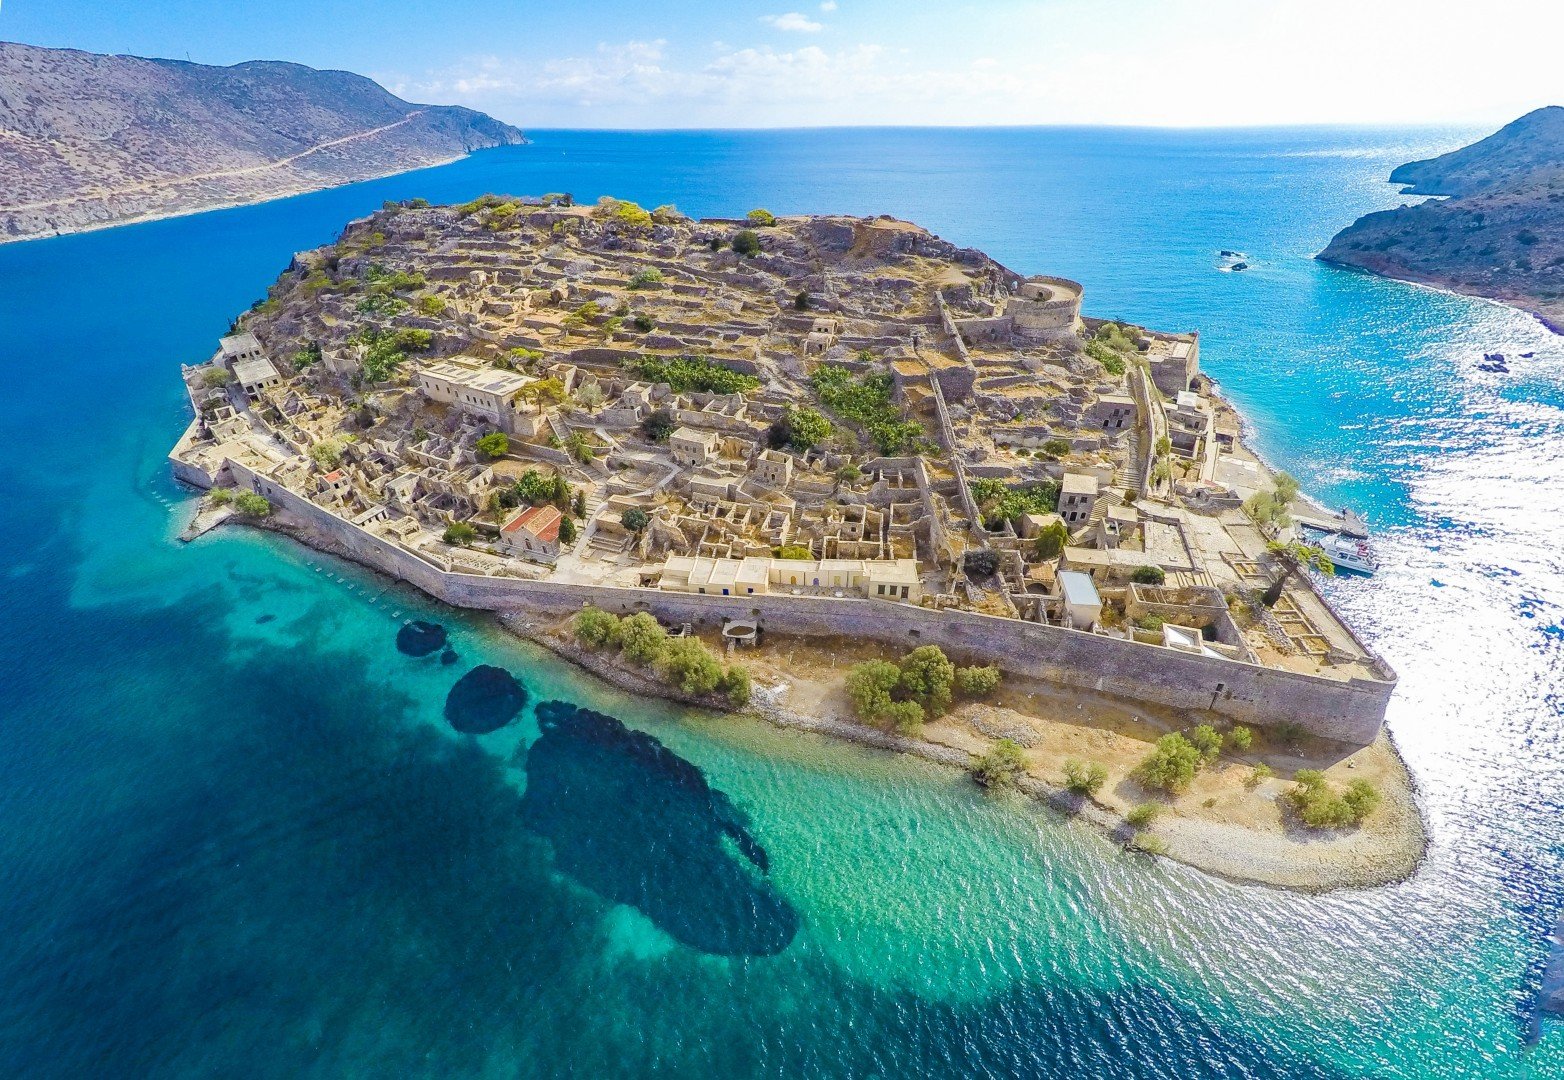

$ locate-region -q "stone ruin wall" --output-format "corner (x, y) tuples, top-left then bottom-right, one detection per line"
(180, 439), (1393, 747)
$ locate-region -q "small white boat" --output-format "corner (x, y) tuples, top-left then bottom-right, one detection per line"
(1318, 532), (1378, 575)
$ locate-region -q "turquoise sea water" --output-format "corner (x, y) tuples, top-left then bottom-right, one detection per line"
(2, 127), (1563, 1077)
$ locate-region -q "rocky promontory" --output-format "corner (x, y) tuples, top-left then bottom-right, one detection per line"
(1318, 106), (1564, 331)
(0, 41), (526, 242)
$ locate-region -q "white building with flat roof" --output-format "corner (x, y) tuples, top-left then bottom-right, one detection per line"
(415, 358), (536, 433)
(1056, 569), (1102, 630)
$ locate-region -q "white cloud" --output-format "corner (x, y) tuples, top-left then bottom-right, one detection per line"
(820, 1), (839, 10)
(761, 12), (824, 33)
(385, 0), (1564, 130)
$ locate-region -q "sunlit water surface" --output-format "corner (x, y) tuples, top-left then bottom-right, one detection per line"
(1, 127), (1561, 1077)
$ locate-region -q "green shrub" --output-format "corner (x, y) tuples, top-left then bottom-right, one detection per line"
(1244, 763), (1274, 789)
(620, 508), (650, 533)
(783, 406), (832, 451)
(513, 470), (572, 510)
(747, 208), (777, 227)
(732, 229), (762, 257)
(442, 521), (477, 545)
(573, 607), (622, 649)
(1125, 803), (1162, 829)
(233, 492), (271, 517)
(1227, 725), (1254, 752)
(719, 666), (752, 707)
(898, 645), (956, 717)
(956, 665), (1002, 697)
(775, 544), (814, 560)
(309, 439), (345, 469)
(1133, 733), (1202, 793)
(1188, 724), (1223, 762)
(1033, 520), (1069, 561)
(627, 355), (759, 395)
(292, 343), (322, 370)
(202, 367), (232, 388)
(618, 612), (669, 665)
(972, 739), (1027, 789)
(1131, 832), (1168, 855)
(1133, 614), (1165, 633)
(475, 432), (509, 459)
(878, 700), (926, 734)
(1287, 771), (1380, 829)
(793, 290), (810, 311)
(1131, 565), (1166, 585)
(970, 477), (1062, 529)
(1041, 438), (1072, 458)
(207, 487), (234, 506)
(418, 295), (446, 317)
(656, 636), (724, 695)
(810, 364), (925, 455)
(628, 268), (664, 289)
(1062, 758), (1108, 796)
(845, 660), (901, 719)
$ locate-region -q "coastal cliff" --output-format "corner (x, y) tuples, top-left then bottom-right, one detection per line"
(1318, 106), (1564, 330)
(0, 41), (525, 242)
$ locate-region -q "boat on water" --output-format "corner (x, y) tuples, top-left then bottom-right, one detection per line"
(1317, 531), (1379, 575)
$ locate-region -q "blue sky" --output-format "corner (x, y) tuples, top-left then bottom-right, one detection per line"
(4, 0), (1562, 128)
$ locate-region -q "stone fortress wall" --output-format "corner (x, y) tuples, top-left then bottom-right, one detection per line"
(177, 430), (1394, 746)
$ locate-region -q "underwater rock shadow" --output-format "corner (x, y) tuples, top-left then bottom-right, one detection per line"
(521, 700), (799, 957)
(396, 620), (448, 657)
(444, 665), (528, 735)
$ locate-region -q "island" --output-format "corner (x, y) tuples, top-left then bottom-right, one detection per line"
(1319, 106), (1564, 331)
(0, 41), (524, 243)
(170, 197), (1423, 890)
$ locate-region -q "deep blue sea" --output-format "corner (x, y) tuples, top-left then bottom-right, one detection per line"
(2, 127), (1563, 1078)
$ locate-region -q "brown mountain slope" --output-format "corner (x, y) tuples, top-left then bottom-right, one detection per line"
(1318, 107), (1564, 331)
(0, 41), (525, 242)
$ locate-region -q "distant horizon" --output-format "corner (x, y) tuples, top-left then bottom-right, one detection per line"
(4, 0), (1563, 130)
(0, 37), (1521, 137)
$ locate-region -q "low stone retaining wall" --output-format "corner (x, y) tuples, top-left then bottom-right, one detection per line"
(175, 432), (1394, 746)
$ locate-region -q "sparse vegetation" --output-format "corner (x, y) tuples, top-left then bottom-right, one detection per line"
(1062, 759), (1108, 796)
(1133, 733), (1203, 794)
(970, 478), (1061, 530)
(1287, 770), (1381, 829)
(810, 364), (924, 454)
(1227, 725), (1253, 752)
(627, 355), (759, 395)
(732, 229), (762, 256)
(475, 432), (509, 459)
(628, 267), (664, 289)
(641, 407), (676, 442)
(233, 492), (271, 518)
(1131, 565), (1166, 585)
(955, 665), (1002, 697)
(1187, 724), (1224, 763)
(442, 521), (477, 545)
(1244, 763), (1274, 789)
(747, 208), (777, 227)
(1125, 803), (1162, 829)
(972, 740), (1027, 789)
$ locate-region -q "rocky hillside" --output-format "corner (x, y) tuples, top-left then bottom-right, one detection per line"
(1318, 107), (1564, 331)
(0, 41), (525, 242)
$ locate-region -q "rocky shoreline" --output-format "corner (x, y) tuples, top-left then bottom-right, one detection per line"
(500, 612), (1427, 895)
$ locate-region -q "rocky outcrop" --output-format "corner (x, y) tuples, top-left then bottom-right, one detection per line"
(0, 41), (526, 242)
(1318, 107), (1564, 331)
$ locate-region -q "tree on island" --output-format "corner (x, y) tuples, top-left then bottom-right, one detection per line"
(233, 492), (271, 518)
(443, 521), (477, 546)
(475, 432), (509, 459)
(1262, 540), (1334, 607)
(621, 507), (650, 534)
(732, 229), (762, 257)
(972, 740), (1027, 789)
